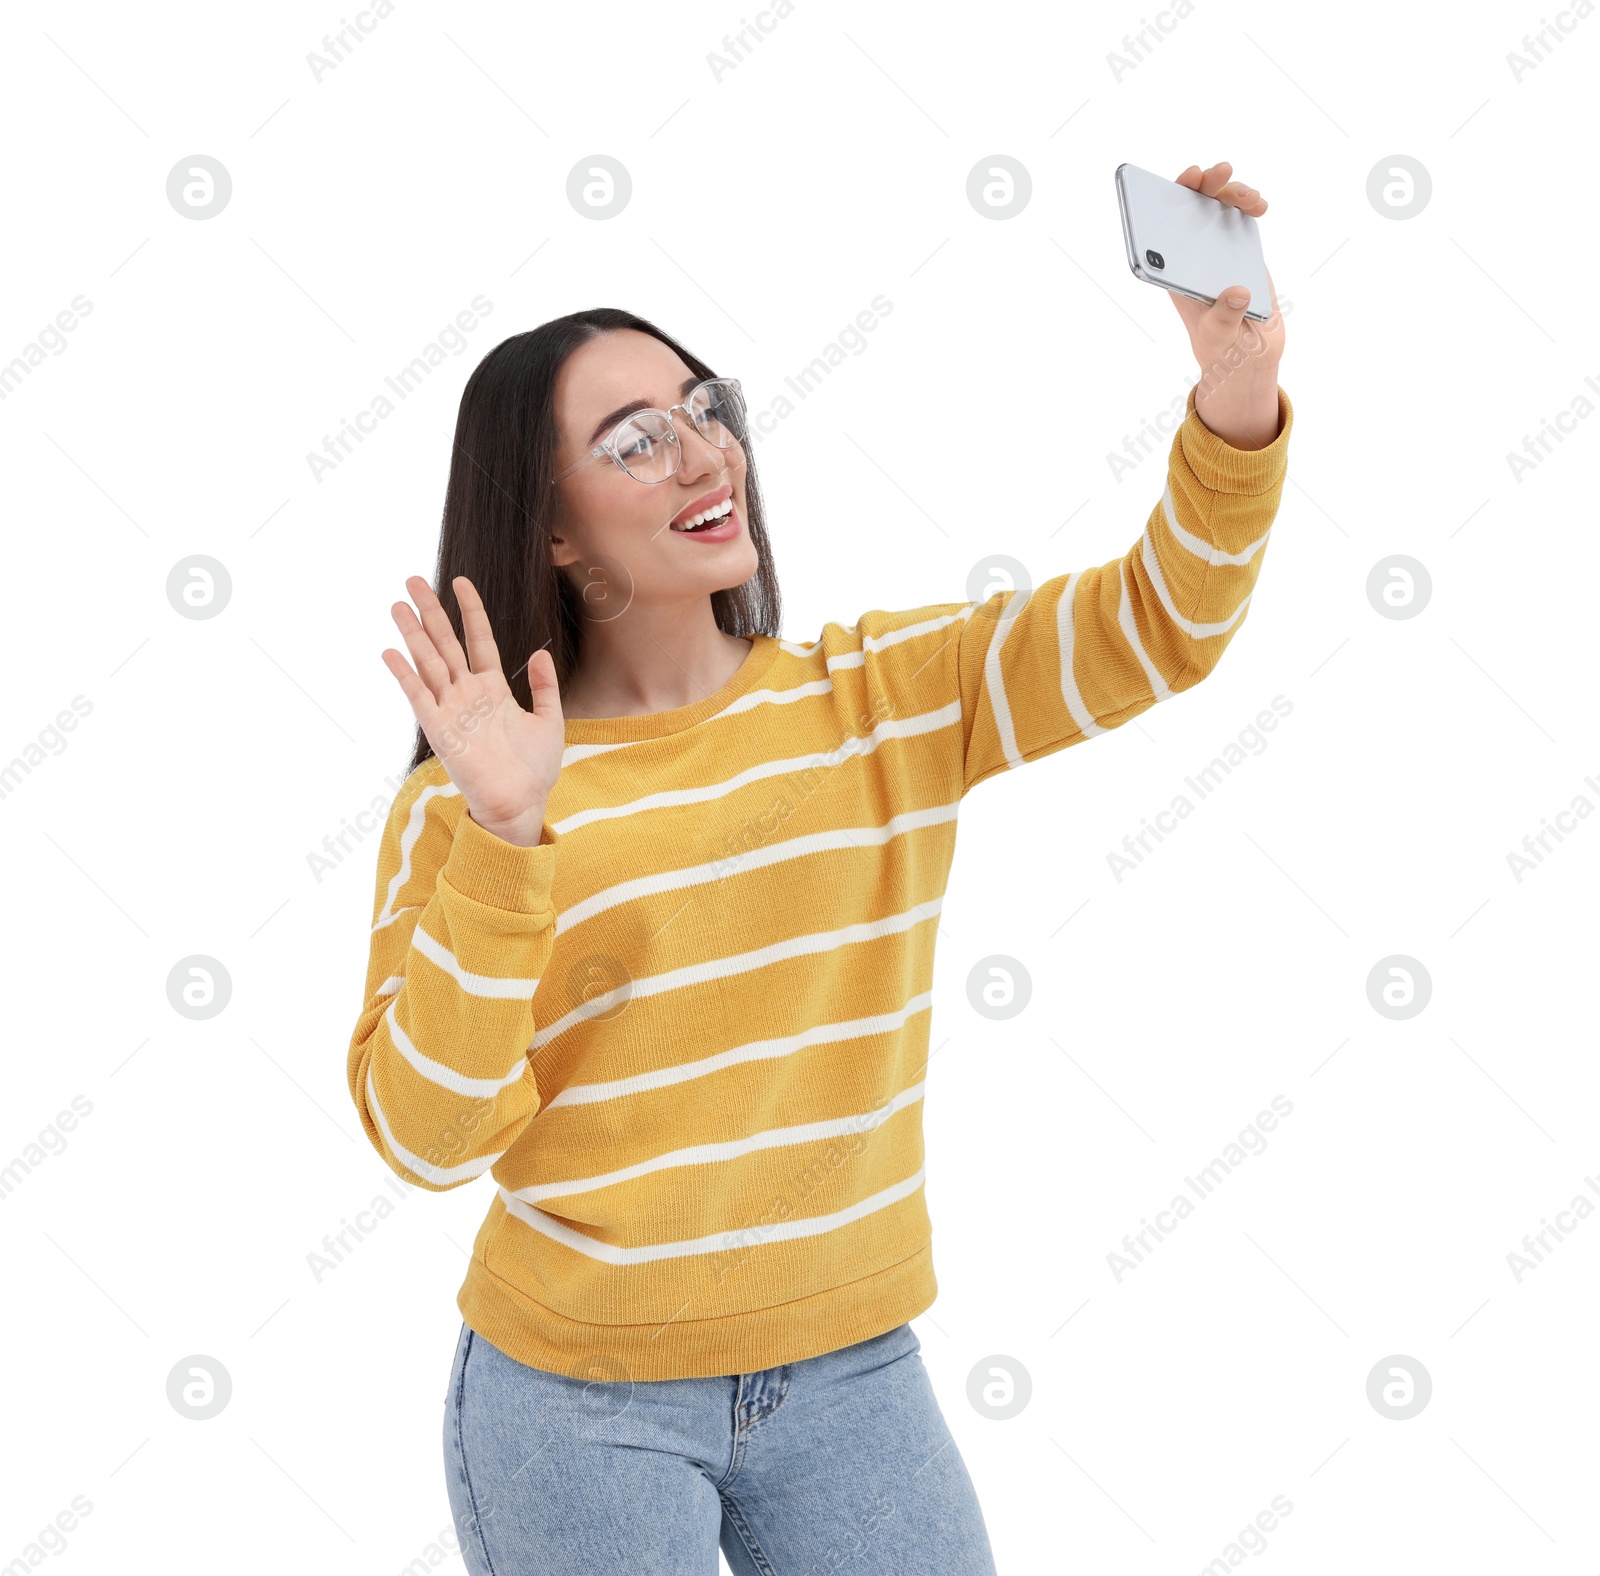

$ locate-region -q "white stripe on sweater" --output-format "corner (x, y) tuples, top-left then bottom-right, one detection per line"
(782, 610), (964, 665)
(1118, 559), (1175, 702)
(374, 782), (460, 931)
(531, 896), (944, 1052)
(979, 588), (1030, 771)
(1139, 525), (1252, 641)
(409, 920), (541, 997)
(1056, 569), (1107, 740)
(556, 804), (960, 936)
(365, 1066), (505, 1185)
(507, 1081), (926, 1205)
(709, 677), (833, 721)
(384, 999), (532, 1097)
(549, 703), (960, 835)
(496, 1165), (927, 1265)
(1161, 481), (1272, 566)
(543, 990), (935, 1108)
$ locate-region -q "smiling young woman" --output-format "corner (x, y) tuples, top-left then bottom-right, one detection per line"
(347, 161), (1293, 1576)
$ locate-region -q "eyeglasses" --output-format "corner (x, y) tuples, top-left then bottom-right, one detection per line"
(551, 378), (747, 486)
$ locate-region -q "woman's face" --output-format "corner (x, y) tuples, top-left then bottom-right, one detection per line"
(548, 329), (759, 614)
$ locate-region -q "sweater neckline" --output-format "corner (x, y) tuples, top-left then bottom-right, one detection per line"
(561, 633), (782, 744)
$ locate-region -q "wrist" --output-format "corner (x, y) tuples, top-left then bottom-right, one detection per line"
(471, 803), (550, 849)
(1192, 370), (1281, 451)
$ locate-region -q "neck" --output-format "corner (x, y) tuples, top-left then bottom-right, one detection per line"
(562, 597), (751, 721)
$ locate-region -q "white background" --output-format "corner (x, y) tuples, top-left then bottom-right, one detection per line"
(3, 0), (1596, 1571)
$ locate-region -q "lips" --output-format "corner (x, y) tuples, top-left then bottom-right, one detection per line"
(668, 482), (733, 530)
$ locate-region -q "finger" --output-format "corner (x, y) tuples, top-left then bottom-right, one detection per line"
(453, 574), (505, 678)
(379, 646), (444, 735)
(1219, 179), (1267, 216)
(1174, 164), (1203, 189)
(1197, 160), (1233, 197)
(407, 574), (473, 686)
(526, 646), (564, 721)
(390, 594), (454, 701)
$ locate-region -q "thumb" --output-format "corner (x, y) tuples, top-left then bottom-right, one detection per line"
(1215, 284), (1253, 317)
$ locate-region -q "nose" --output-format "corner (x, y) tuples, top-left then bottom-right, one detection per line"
(670, 411), (728, 478)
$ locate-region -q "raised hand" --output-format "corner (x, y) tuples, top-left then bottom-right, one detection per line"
(382, 574), (565, 847)
(1167, 160), (1286, 451)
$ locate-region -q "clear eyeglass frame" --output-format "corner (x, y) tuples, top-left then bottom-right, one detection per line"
(550, 377), (746, 487)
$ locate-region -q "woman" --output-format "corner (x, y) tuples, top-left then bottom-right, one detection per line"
(348, 159), (1291, 1574)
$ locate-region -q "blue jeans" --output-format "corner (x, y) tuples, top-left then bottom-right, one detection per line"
(443, 1318), (998, 1574)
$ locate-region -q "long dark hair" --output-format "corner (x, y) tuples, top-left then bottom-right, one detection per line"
(405, 307), (782, 776)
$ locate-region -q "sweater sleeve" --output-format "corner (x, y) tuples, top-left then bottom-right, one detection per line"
(346, 769), (560, 1191)
(949, 383), (1294, 795)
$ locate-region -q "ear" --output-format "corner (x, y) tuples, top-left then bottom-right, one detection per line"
(545, 520), (575, 569)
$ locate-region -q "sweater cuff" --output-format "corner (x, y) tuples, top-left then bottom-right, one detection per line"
(441, 806), (559, 918)
(1180, 383), (1294, 495)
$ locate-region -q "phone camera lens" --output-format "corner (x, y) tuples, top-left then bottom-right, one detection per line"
(1145, 249), (1165, 270)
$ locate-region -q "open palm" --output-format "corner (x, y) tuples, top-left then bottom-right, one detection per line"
(382, 574), (565, 842)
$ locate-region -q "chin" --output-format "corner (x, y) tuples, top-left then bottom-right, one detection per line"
(710, 540), (760, 584)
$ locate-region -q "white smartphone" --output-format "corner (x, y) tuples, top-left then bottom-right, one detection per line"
(1114, 162), (1274, 322)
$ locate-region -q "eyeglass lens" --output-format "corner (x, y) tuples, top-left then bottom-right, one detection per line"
(611, 381), (746, 481)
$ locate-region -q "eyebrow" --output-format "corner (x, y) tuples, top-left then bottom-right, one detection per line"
(584, 376), (704, 448)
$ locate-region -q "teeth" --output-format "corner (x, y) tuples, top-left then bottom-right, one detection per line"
(672, 496), (734, 530)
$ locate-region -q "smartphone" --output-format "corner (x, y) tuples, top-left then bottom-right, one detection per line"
(1114, 162), (1274, 322)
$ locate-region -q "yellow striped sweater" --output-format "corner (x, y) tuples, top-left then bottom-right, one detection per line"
(347, 383), (1294, 1380)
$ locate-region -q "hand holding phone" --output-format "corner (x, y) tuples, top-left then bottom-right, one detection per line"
(1115, 162), (1274, 321)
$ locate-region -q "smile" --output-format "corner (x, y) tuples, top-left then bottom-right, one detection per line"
(667, 482), (740, 540)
